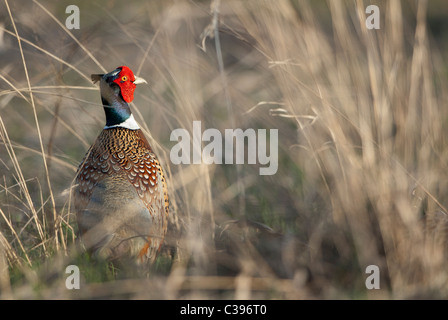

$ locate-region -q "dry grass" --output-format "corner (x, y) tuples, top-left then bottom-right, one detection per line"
(1, 0), (448, 299)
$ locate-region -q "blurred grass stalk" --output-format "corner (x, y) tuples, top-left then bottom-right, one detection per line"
(231, 0), (448, 296)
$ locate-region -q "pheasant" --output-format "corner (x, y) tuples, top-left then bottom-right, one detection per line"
(74, 66), (169, 265)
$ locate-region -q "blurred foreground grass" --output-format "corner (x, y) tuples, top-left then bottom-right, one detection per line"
(1, 0), (448, 299)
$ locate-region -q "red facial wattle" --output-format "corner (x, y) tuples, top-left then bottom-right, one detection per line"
(113, 66), (136, 103)
(117, 80), (136, 103)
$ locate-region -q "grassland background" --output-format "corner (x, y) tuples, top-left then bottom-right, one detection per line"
(1, 0), (448, 299)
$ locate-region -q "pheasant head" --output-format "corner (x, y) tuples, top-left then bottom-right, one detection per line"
(91, 66), (147, 129)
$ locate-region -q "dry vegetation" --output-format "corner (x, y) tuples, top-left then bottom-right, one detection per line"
(1, 0), (448, 299)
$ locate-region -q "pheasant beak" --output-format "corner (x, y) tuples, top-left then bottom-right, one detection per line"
(133, 76), (147, 85)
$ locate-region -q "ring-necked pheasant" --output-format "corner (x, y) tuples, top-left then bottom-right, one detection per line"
(74, 66), (169, 265)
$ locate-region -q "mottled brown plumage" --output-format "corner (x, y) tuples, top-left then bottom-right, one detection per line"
(74, 66), (168, 264)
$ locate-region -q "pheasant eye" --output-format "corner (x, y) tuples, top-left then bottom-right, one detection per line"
(121, 76), (128, 82)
